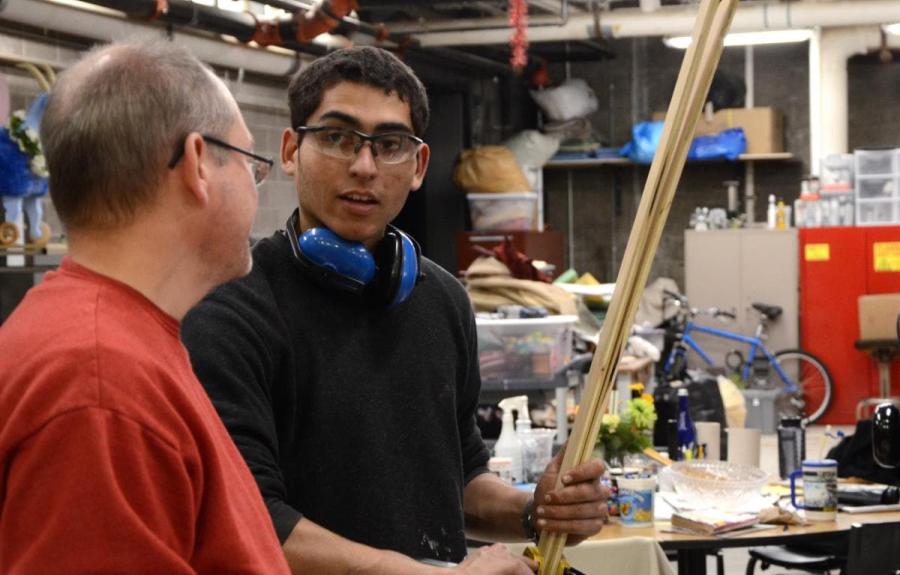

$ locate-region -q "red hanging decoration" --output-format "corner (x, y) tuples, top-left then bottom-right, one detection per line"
(509, 0), (528, 74)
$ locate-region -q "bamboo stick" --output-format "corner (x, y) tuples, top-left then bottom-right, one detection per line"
(536, 1), (738, 572)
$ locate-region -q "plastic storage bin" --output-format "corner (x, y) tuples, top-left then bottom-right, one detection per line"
(821, 153), (854, 193)
(855, 149), (898, 177)
(476, 315), (576, 382)
(857, 176), (895, 199)
(742, 388), (779, 433)
(467, 192), (538, 231)
(857, 200), (898, 225)
(855, 149), (900, 226)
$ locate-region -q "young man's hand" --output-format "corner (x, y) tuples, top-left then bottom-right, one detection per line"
(532, 443), (609, 546)
(455, 544), (537, 574)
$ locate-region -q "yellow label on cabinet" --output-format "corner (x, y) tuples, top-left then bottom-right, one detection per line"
(874, 242), (900, 272)
(804, 244), (830, 262)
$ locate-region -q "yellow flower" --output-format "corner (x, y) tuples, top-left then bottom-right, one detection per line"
(601, 413), (620, 432)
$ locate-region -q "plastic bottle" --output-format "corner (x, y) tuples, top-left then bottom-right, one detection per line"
(496, 396), (527, 483)
(766, 194), (777, 229)
(676, 388), (697, 460)
(494, 411), (522, 483)
(776, 200), (786, 230)
(777, 416), (806, 479)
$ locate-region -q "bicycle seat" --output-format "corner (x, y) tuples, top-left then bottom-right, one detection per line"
(752, 303), (783, 320)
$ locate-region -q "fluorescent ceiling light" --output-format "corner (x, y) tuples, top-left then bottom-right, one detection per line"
(664, 29), (814, 49)
(884, 23), (900, 36)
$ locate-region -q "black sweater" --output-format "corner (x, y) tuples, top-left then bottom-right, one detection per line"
(182, 231), (490, 563)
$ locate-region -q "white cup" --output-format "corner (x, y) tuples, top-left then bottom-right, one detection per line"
(488, 457), (513, 484)
(790, 459), (838, 521)
(695, 421), (721, 461)
(726, 427), (761, 467)
(617, 476), (656, 527)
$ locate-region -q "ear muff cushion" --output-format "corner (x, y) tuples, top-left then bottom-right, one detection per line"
(392, 231), (419, 307)
(369, 228), (420, 307)
(298, 227), (376, 284)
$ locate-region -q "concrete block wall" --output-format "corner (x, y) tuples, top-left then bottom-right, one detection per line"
(544, 39), (811, 288)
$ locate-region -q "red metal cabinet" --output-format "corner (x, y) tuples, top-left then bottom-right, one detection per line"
(799, 226), (900, 424)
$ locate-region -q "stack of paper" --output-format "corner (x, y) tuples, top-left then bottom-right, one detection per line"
(670, 509), (759, 535)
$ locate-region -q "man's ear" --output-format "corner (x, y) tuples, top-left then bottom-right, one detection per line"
(409, 143), (430, 192)
(281, 128), (299, 175)
(178, 132), (211, 207)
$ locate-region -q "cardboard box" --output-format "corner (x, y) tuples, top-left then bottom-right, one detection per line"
(858, 293), (900, 341)
(651, 107), (784, 155)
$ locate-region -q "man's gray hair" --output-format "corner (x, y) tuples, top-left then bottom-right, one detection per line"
(40, 40), (236, 230)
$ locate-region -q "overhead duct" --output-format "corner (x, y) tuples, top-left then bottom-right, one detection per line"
(71, 0), (359, 55)
(0, 0), (304, 76)
(401, 0), (900, 46)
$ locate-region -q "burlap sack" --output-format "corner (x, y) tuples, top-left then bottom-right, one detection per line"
(453, 146), (532, 194)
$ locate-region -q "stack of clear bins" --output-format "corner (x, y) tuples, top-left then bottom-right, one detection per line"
(855, 149), (900, 226)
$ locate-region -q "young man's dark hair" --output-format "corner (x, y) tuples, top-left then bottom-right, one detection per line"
(287, 46), (430, 137)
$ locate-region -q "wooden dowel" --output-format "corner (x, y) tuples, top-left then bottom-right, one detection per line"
(535, 0), (739, 572)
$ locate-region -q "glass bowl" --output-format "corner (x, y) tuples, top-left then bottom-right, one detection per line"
(668, 461), (769, 510)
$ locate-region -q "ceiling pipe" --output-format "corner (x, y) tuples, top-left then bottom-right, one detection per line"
(402, 0), (900, 46)
(81, 0), (353, 54)
(0, 0), (518, 79)
(0, 0), (304, 76)
(809, 26), (900, 172)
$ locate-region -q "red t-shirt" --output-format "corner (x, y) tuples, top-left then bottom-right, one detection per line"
(0, 259), (290, 574)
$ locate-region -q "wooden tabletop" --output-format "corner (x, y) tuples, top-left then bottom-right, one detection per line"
(588, 510), (900, 550)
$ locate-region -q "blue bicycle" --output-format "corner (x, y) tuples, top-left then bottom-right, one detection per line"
(660, 290), (833, 424)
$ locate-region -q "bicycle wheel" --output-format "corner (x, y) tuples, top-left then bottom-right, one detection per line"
(767, 350), (833, 424)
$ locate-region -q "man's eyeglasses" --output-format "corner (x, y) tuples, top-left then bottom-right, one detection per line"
(168, 134), (274, 186)
(296, 125), (423, 165)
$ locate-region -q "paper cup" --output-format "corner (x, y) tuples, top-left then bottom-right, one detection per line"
(726, 427), (761, 467)
(695, 421), (721, 461)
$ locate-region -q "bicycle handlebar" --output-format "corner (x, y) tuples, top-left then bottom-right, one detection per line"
(663, 290), (735, 320)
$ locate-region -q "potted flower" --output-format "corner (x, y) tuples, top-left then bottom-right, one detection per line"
(594, 396), (657, 468)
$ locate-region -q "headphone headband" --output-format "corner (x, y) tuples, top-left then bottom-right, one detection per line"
(284, 209), (422, 306)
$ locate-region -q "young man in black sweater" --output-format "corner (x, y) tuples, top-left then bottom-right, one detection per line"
(183, 46), (608, 574)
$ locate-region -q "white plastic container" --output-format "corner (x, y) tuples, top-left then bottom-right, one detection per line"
(494, 411), (523, 483)
(488, 457), (513, 483)
(854, 149), (900, 226)
(476, 315), (577, 382)
(467, 192), (538, 231)
(854, 149), (898, 176)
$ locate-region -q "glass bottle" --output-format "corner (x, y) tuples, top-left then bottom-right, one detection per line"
(676, 388), (697, 460)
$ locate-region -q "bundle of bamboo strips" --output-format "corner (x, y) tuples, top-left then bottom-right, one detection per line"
(535, 0), (739, 572)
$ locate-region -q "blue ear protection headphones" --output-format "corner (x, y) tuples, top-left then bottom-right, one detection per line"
(284, 209), (422, 307)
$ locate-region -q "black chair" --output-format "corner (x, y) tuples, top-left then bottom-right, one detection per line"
(745, 545), (844, 575)
(845, 520), (900, 575)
